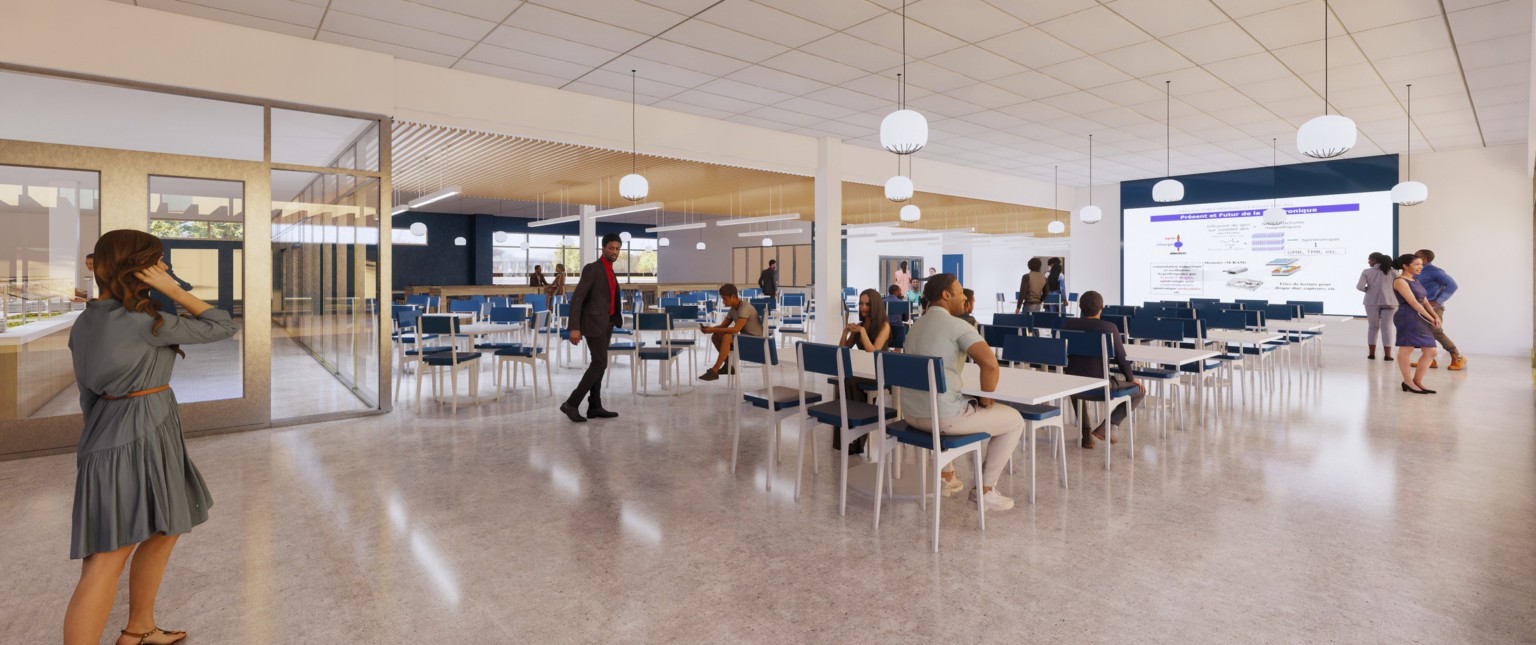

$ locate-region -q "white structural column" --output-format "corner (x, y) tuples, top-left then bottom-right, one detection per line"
(814, 138), (844, 344)
(579, 204), (597, 266)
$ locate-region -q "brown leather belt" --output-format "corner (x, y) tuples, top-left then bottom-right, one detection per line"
(100, 385), (171, 400)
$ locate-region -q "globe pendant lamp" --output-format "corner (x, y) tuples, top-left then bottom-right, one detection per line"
(493, 231), (508, 243)
(900, 204), (921, 222)
(1048, 165), (1066, 234)
(659, 237), (670, 247)
(1263, 138), (1287, 226)
(761, 237), (773, 247)
(1153, 80), (1184, 203)
(880, 2), (927, 155)
(1297, 0), (1356, 159)
(695, 241), (706, 250)
(619, 70), (649, 201)
(409, 222), (427, 237)
(1079, 134), (1102, 224)
(885, 172), (913, 202)
(1392, 84), (1428, 206)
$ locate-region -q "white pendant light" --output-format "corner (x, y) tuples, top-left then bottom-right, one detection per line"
(761, 237), (773, 247)
(899, 204), (921, 222)
(520, 240), (529, 250)
(659, 237), (670, 247)
(619, 231), (632, 243)
(1153, 80), (1183, 203)
(409, 222), (427, 237)
(879, 2), (927, 155)
(620, 69), (649, 201)
(1264, 138), (1287, 226)
(1298, 0), (1356, 159)
(695, 241), (706, 250)
(1048, 165), (1066, 235)
(1079, 134), (1102, 224)
(1392, 83), (1428, 206)
(453, 236), (466, 246)
(493, 231), (508, 243)
(884, 174), (913, 202)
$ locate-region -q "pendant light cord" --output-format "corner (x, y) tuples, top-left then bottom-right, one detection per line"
(1087, 134), (1093, 204)
(901, 0), (908, 110)
(630, 69), (638, 175)
(1323, 0), (1329, 114)
(1405, 84), (1412, 178)
(1271, 138), (1278, 204)
(1165, 80), (1171, 177)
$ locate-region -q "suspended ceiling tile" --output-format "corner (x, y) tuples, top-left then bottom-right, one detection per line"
(165, 0), (326, 25)
(317, 31), (462, 66)
(741, 105), (823, 127)
(1468, 83), (1531, 107)
(666, 88), (761, 113)
(989, 70), (1078, 99)
(975, 28), (1083, 69)
(482, 26), (623, 67)
(1202, 52), (1293, 86)
(1093, 40), (1197, 78)
(807, 119), (870, 138)
(1457, 32), (1534, 69)
(726, 65), (828, 96)
(1269, 35), (1370, 74)
(1408, 92), (1474, 115)
(136, 0), (320, 37)
(956, 110), (1028, 131)
(1162, 21), (1268, 64)
(506, 4), (652, 51)
(637, 0), (720, 13)
(1209, 103), (1281, 125)
(329, 0), (497, 40)
(845, 11), (968, 58)
(1104, 0), (1227, 38)
(580, 67), (691, 99)
(630, 39), (752, 77)
(1447, 0), (1534, 44)
(1464, 61), (1532, 90)
(1371, 48), (1466, 83)
(1184, 86), (1260, 113)
(1390, 72), (1466, 99)
(660, 18), (790, 62)
(926, 46), (1027, 82)
(798, 33), (902, 74)
(1238, 2), (1345, 51)
(463, 43), (594, 80)
(530, 0), (686, 34)
(753, 0), (887, 31)
(414, 0), (522, 22)
(1470, 101), (1530, 122)
(811, 80), (905, 111)
(1083, 107), (1153, 128)
(1088, 78), (1171, 105)
(983, 0), (1098, 25)
(1329, 0), (1443, 32)
(1038, 56), (1132, 89)
(695, 77), (796, 106)
(321, 10), (478, 56)
(1481, 117), (1530, 143)
(1038, 90), (1120, 115)
(697, 0), (834, 48)
(760, 50), (867, 85)
(1037, 5), (1150, 55)
(1350, 16), (1455, 59)
(605, 54), (719, 88)
(1158, 65), (1229, 95)
(997, 100), (1074, 123)
(774, 95), (862, 120)
(568, 81), (664, 105)
(906, 0), (1029, 42)
(452, 59), (571, 87)
(647, 97), (737, 119)
(945, 83), (1028, 109)
(893, 60), (984, 93)
(903, 92), (985, 118)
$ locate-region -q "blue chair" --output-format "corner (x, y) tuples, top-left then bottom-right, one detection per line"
(872, 351), (989, 552)
(1287, 300), (1324, 316)
(992, 313), (1033, 328)
(981, 323), (1023, 352)
(493, 310), (552, 399)
(795, 342), (897, 506)
(415, 315), (482, 413)
(1189, 298), (1220, 308)
(635, 313), (686, 396)
(998, 335), (1070, 503)
(1059, 329), (1138, 470)
(524, 293), (548, 312)
(886, 324), (907, 350)
(730, 334), (822, 491)
(405, 294), (431, 310)
(1033, 312), (1063, 330)
(660, 297), (682, 308)
(1043, 292), (1062, 313)
(1102, 305), (1137, 318)
(1236, 298), (1269, 310)
(448, 299), (481, 318)
(393, 307), (444, 401)
(885, 300), (911, 325)
(475, 306), (527, 351)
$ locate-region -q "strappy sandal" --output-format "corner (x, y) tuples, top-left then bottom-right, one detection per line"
(120, 627), (187, 644)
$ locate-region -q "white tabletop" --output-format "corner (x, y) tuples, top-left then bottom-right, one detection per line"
(1121, 344), (1217, 366)
(1276, 321), (1325, 331)
(1205, 330), (1282, 344)
(1305, 315), (1354, 324)
(845, 351), (1106, 406)
(459, 322), (524, 334)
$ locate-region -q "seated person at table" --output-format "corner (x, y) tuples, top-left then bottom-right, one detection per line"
(836, 288), (892, 454)
(1063, 290), (1144, 449)
(698, 283), (762, 382)
(957, 288), (978, 327)
(901, 273), (1025, 511)
(883, 285), (909, 328)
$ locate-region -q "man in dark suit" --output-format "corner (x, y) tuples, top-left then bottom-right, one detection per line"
(757, 259), (778, 298)
(560, 233), (624, 423)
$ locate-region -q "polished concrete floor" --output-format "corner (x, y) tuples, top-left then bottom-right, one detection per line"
(2, 343), (1533, 643)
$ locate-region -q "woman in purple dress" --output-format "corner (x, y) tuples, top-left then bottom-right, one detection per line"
(1392, 253), (1442, 394)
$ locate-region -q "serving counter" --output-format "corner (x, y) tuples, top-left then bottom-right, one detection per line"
(0, 311), (81, 420)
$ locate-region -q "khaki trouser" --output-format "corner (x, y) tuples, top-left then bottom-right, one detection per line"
(1431, 305), (1459, 356)
(904, 402), (1024, 488)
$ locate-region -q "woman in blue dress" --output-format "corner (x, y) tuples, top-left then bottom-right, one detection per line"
(63, 230), (238, 645)
(1392, 253), (1442, 394)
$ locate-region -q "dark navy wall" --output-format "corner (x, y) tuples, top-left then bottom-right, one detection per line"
(1120, 154), (1399, 209)
(392, 212), (658, 291)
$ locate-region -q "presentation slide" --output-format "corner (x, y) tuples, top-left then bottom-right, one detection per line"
(1123, 191), (1393, 316)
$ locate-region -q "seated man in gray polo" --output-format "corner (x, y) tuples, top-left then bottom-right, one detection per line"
(900, 273), (1025, 511)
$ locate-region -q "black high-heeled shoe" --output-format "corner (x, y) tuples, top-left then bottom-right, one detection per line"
(1401, 382), (1428, 394)
(1413, 383), (1436, 394)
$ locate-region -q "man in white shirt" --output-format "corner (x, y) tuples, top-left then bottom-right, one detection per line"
(899, 273), (1025, 511)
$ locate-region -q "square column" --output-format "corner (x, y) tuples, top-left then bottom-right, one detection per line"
(579, 204), (597, 266)
(814, 137), (843, 344)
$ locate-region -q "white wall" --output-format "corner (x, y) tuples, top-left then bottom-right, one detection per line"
(656, 221), (812, 284)
(1069, 183), (1123, 305)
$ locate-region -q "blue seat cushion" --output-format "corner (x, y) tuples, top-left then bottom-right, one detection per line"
(638, 347), (684, 360)
(885, 420), (990, 450)
(405, 347), (452, 356)
(1005, 402), (1062, 421)
(1133, 367), (1179, 380)
(1075, 384), (1139, 401)
(609, 342), (641, 350)
(1179, 360), (1223, 373)
(743, 387), (822, 411)
(394, 333), (439, 342)
(806, 400), (897, 427)
(663, 339), (696, 346)
(422, 352), (482, 365)
(612, 329), (634, 335)
(1228, 345), (1278, 355)
(494, 346), (545, 357)
(475, 342), (521, 350)
(1263, 339), (1291, 346)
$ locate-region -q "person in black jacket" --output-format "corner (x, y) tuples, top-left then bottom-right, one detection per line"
(757, 259), (778, 298)
(1062, 290), (1142, 449)
(560, 234), (624, 423)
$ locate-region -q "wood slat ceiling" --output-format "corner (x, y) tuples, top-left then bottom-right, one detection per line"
(392, 120), (1067, 236)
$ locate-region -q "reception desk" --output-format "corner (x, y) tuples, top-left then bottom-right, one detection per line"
(0, 311), (80, 420)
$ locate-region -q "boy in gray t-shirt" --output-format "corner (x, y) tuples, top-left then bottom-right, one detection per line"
(699, 284), (761, 381)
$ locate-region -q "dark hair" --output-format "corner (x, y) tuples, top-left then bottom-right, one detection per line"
(923, 273), (958, 304)
(899, 261), (908, 270)
(719, 283), (738, 299)
(1079, 290), (1104, 316)
(1371, 252), (1392, 275)
(533, 265), (543, 271)
(1047, 257), (1060, 267)
(858, 288), (888, 347)
(1393, 254), (1419, 272)
(768, 259), (776, 266)
(94, 230), (182, 356)
(1028, 257), (1041, 271)
(555, 263), (564, 271)
(962, 288), (974, 303)
(888, 284), (900, 295)
(601, 233), (623, 247)
(1416, 249), (1435, 263)
(86, 253), (95, 260)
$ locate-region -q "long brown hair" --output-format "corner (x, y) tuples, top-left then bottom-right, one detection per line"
(94, 230), (179, 348)
(858, 288), (888, 349)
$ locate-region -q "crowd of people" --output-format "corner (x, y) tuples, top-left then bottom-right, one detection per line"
(1356, 248), (1466, 394)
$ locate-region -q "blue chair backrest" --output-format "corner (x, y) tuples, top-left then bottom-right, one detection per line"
(1189, 298), (1220, 307)
(750, 302), (768, 321)
(392, 304), (417, 321)
(665, 305), (698, 321)
(1205, 311), (1247, 331)
(1193, 303), (1225, 317)
(1234, 309), (1263, 328)
(784, 293), (807, 307)
(524, 294), (547, 311)
(405, 294), (430, 308)
(1165, 307), (1194, 319)
(558, 303), (571, 318)
(660, 297), (681, 308)
(1060, 329), (1113, 359)
(1068, 292), (1079, 303)
(637, 312), (671, 331)
(1135, 306), (1165, 319)
(887, 324), (907, 350)
(886, 300), (911, 320)
(1102, 305), (1136, 318)
(798, 342), (852, 378)
(876, 351), (945, 392)
(1043, 293), (1061, 304)
(398, 308), (422, 329)
(1101, 314), (1129, 334)
(488, 306), (526, 324)
(1002, 335), (1068, 367)
(1143, 301), (1165, 309)
(419, 315), (457, 335)
(1288, 300), (1324, 315)
(1129, 318), (1184, 343)
(736, 334), (777, 366)
(992, 313), (1032, 327)
(448, 300), (480, 315)
(1034, 312), (1063, 329)
(843, 287), (857, 297)
(981, 324), (1021, 349)
(1235, 299), (1268, 310)
(1263, 304), (1293, 321)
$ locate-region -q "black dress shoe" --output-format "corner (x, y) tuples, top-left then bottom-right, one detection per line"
(587, 407), (618, 419)
(560, 402), (588, 422)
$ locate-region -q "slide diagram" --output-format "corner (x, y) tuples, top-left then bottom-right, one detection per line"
(1252, 231), (1285, 252)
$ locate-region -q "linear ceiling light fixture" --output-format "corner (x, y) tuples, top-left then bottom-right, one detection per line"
(619, 69), (649, 201)
(714, 213), (801, 226)
(1391, 83), (1427, 206)
(891, 227), (973, 236)
(1297, 0), (1356, 159)
(1152, 80), (1184, 203)
(590, 201), (663, 219)
(843, 222), (894, 230)
(737, 228), (803, 237)
(407, 185), (461, 209)
(646, 222), (707, 233)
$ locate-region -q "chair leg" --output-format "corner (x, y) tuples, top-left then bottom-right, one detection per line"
(973, 449), (986, 531)
(794, 419), (809, 501)
(731, 402), (742, 474)
(1027, 424), (1037, 505)
(931, 460), (944, 553)
(873, 452), (887, 530)
(839, 447), (849, 516)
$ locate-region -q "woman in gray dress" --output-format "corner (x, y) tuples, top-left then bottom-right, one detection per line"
(63, 230), (238, 645)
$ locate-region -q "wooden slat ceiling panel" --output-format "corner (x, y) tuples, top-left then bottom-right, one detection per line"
(392, 120), (1067, 236)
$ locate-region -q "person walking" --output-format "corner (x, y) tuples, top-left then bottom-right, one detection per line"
(1391, 254), (1441, 394)
(560, 234), (624, 423)
(757, 259), (778, 299)
(1356, 252), (1397, 360)
(1015, 257), (1047, 313)
(63, 230), (239, 645)
(1413, 249), (1467, 370)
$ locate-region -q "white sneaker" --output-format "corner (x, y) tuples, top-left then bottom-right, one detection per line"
(968, 487), (1015, 511)
(941, 475), (964, 497)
